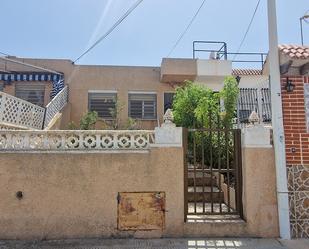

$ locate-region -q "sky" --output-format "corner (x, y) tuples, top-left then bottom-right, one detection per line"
(0, 0), (308, 66)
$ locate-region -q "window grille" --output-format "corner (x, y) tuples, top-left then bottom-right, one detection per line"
(15, 83), (45, 107)
(88, 92), (117, 119)
(129, 93), (157, 119)
(0, 82), (3, 92)
(237, 88), (271, 124)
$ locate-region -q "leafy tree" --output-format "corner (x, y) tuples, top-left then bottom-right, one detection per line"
(173, 81), (210, 128)
(220, 76), (239, 128)
(173, 77), (239, 129)
(172, 77), (239, 169)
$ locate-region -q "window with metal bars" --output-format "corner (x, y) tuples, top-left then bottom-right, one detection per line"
(129, 93), (157, 120)
(15, 83), (45, 107)
(88, 92), (117, 119)
(0, 82), (3, 92)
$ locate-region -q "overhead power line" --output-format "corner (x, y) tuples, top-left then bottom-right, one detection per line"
(0, 51), (62, 75)
(74, 0), (144, 63)
(0, 51), (10, 56)
(167, 0), (207, 58)
(233, 0), (261, 60)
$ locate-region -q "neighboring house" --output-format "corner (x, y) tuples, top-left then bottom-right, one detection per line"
(0, 50), (269, 130)
(276, 44), (309, 238)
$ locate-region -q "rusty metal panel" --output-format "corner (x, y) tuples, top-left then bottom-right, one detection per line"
(117, 192), (165, 231)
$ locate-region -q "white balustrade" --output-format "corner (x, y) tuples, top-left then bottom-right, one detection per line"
(0, 91), (45, 130)
(0, 130), (155, 151)
(44, 86), (68, 128)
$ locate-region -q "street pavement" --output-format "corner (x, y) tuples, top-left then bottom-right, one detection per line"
(0, 238), (308, 249)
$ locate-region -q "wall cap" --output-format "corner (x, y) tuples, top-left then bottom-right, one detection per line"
(242, 125), (272, 148)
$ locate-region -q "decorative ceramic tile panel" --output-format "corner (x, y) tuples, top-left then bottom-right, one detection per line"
(294, 192), (309, 220)
(294, 165), (309, 191)
(287, 164), (309, 238)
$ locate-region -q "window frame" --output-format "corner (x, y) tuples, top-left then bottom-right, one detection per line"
(88, 90), (118, 120)
(128, 92), (157, 120)
(15, 82), (45, 107)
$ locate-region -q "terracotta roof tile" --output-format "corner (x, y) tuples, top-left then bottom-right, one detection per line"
(232, 69), (262, 76)
(279, 44), (309, 59)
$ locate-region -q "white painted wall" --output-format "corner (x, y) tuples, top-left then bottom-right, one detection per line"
(238, 75), (269, 88)
(197, 59), (232, 77)
(195, 74), (269, 91)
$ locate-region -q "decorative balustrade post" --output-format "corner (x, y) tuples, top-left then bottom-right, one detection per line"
(130, 133), (135, 149)
(43, 133), (49, 149)
(78, 132), (83, 149)
(113, 133), (118, 149)
(95, 134), (101, 149)
(61, 133), (66, 150)
(153, 109), (182, 147)
(24, 133), (30, 149)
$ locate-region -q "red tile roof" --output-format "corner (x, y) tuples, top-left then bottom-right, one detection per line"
(232, 69), (262, 75)
(279, 44), (309, 59)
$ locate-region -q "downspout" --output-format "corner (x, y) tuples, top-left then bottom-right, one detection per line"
(267, 0), (291, 239)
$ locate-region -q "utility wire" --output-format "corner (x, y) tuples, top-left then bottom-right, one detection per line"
(74, 0), (144, 63)
(0, 51), (62, 75)
(233, 0), (261, 60)
(0, 51), (10, 56)
(167, 0), (207, 58)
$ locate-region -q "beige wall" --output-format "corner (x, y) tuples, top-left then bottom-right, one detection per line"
(241, 147), (279, 237)
(0, 58), (175, 129)
(0, 147), (184, 240)
(0, 142), (279, 239)
(68, 65), (173, 129)
(184, 146), (279, 238)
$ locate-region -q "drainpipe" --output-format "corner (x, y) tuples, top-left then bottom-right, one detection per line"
(267, 0), (291, 239)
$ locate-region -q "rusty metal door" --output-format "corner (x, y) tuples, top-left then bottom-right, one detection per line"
(117, 192), (165, 230)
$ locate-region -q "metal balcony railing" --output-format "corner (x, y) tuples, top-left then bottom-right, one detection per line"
(192, 41), (267, 70)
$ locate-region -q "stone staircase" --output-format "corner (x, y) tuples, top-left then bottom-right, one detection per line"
(187, 168), (224, 203)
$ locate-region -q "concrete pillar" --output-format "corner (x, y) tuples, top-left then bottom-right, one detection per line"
(241, 125), (280, 237)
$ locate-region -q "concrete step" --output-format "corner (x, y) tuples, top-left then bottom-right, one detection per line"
(187, 171), (218, 186)
(188, 176), (217, 186)
(187, 187), (223, 202)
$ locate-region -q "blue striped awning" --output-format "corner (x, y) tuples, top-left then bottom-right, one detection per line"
(0, 72), (65, 99)
(0, 72), (63, 82)
(50, 78), (65, 98)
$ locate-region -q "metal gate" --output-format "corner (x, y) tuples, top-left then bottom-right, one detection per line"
(184, 128), (243, 220)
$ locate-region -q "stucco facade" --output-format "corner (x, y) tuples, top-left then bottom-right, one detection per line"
(0, 57), (268, 130)
(0, 127), (279, 239)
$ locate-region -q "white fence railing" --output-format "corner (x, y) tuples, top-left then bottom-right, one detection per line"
(44, 86), (68, 128)
(0, 91), (45, 130)
(0, 130), (155, 151)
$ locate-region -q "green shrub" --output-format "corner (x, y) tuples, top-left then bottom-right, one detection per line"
(79, 111), (98, 130)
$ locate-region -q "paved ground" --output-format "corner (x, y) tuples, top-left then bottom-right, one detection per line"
(0, 238), (308, 249)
